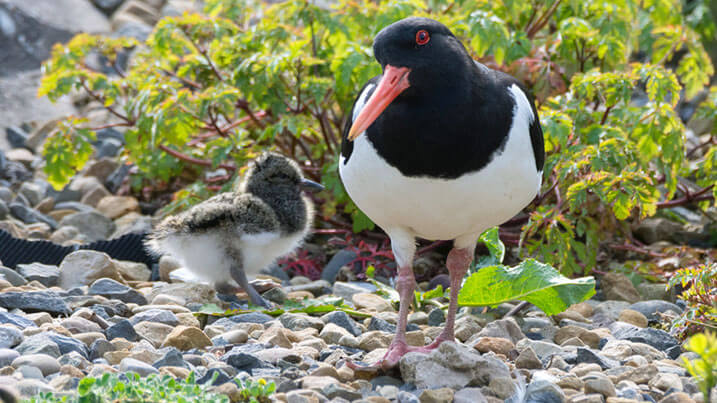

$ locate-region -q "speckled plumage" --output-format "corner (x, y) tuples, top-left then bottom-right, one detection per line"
(145, 153), (315, 307)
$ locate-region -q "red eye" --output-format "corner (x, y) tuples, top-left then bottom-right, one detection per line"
(416, 30), (430, 45)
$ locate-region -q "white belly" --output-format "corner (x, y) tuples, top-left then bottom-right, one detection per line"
(339, 84), (541, 241)
(157, 230), (306, 285)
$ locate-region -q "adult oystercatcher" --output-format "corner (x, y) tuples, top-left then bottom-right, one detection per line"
(339, 17), (545, 369)
(146, 153), (323, 308)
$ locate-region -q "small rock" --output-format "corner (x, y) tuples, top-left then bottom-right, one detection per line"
(352, 293), (393, 312)
(161, 326), (212, 350)
(58, 211), (115, 242)
(649, 373), (683, 391)
(322, 250), (359, 283)
(475, 317), (524, 344)
(525, 379), (565, 403)
(610, 323), (679, 351)
(474, 337), (516, 356)
(618, 309), (648, 328)
(59, 250), (123, 288)
(114, 260), (151, 282)
(593, 301), (631, 323)
(419, 387), (455, 403)
(89, 278), (147, 304)
(0, 326), (23, 349)
(279, 313), (324, 331)
(129, 309), (179, 326)
(105, 319), (138, 342)
(134, 322), (174, 348)
(11, 354), (60, 376)
(0, 266), (27, 286)
(152, 348), (187, 369)
(633, 218), (682, 244)
(658, 392), (696, 403)
(516, 346), (542, 369)
(399, 342), (510, 389)
(628, 300), (683, 322)
(60, 317), (103, 334)
(15, 263), (60, 287)
(96, 195), (139, 219)
(583, 372), (616, 397)
(322, 311), (362, 337)
(0, 291), (70, 315)
(119, 357), (159, 376)
(0, 349), (21, 367)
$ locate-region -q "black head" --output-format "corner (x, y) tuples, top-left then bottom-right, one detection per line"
(244, 152), (322, 195)
(347, 17), (475, 140)
(373, 17), (472, 89)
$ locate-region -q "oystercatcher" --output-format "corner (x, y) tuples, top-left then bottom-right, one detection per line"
(340, 17), (544, 369)
(146, 153), (323, 308)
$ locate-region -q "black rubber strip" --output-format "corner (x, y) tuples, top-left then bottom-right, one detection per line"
(0, 229), (157, 269)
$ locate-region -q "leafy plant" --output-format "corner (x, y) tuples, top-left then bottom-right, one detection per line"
(668, 263), (717, 338)
(233, 378), (276, 403)
(681, 331), (717, 402)
(459, 227), (596, 315)
(25, 372), (232, 403)
(38, 0), (716, 276)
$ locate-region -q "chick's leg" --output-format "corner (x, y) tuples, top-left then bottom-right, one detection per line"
(229, 264), (271, 308)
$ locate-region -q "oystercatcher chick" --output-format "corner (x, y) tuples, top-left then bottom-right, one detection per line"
(146, 152), (323, 308)
(340, 17), (545, 369)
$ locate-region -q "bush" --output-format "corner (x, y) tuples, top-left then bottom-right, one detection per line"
(39, 0), (716, 275)
(668, 263), (717, 338)
(682, 331), (717, 402)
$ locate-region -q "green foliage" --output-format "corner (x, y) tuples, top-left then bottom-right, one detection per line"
(668, 263), (717, 338)
(234, 378), (276, 403)
(459, 227), (596, 315)
(38, 0), (716, 275)
(681, 332), (717, 401)
(25, 372), (239, 403)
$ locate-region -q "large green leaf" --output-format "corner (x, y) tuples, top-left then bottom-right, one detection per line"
(458, 259), (596, 315)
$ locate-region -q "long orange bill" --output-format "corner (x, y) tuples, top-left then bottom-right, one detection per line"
(347, 64), (411, 141)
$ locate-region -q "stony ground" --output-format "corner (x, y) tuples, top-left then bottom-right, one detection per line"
(1, 1), (715, 403)
(0, 244), (708, 403)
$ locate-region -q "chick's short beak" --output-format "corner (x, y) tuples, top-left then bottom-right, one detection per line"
(300, 178), (324, 192)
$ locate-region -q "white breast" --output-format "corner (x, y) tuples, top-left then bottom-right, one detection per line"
(236, 230), (306, 277)
(339, 84), (542, 242)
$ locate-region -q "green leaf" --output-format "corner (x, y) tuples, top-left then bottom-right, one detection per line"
(476, 227), (505, 269)
(458, 259), (596, 315)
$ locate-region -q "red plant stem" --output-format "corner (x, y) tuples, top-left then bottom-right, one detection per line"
(89, 122), (133, 131)
(236, 100), (266, 129)
(600, 104), (613, 125)
(81, 81), (134, 124)
(158, 144), (236, 171)
(609, 243), (668, 258)
(161, 68), (202, 89)
(686, 136), (715, 158)
(526, 0), (562, 39)
(417, 240), (448, 255)
(187, 111), (268, 146)
(657, 185), (714, 208)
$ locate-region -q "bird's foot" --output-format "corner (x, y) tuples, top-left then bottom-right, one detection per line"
(347, 336), (453, 372)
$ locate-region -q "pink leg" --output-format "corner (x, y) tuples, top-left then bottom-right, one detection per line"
(423, 247), (472, 348)
(347, 264), (416, 371)
(347, 246), (474, 371)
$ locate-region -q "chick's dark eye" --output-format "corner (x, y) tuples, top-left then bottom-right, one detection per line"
(416, 30), (430, 45)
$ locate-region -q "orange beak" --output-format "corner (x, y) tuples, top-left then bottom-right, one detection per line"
(347, 65), (411, 141)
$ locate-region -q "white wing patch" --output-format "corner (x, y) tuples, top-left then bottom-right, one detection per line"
(352, 83), (375, 122)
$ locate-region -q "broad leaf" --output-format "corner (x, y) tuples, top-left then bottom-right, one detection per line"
(458, 259), (596, 315)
